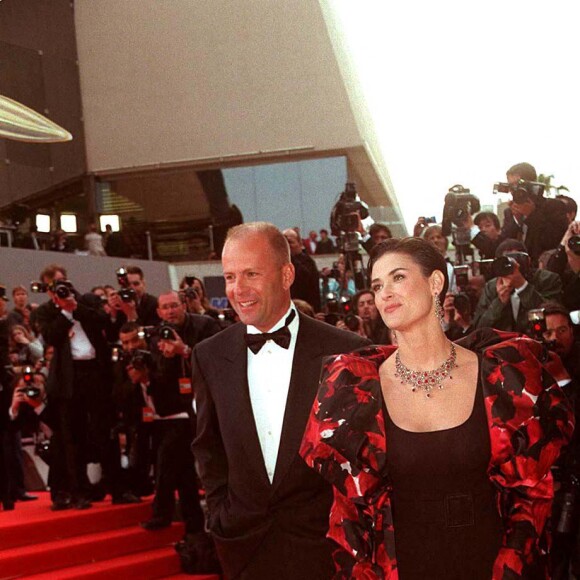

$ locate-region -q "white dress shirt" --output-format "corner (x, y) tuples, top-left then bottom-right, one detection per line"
(246, 305), (299, 483)
(60, 309), (96, 360)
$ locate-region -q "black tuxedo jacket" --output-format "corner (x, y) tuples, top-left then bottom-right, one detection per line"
(192, 313), (369, 579)
(35, 294), (111, 399)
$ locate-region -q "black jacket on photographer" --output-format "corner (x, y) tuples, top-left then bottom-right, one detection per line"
(35, 293), (111, 400)
(472, 268), (563, 334)
(546, 244), (580, 312)
(150, 313), (220, 417)
(510, 198), (568, 266)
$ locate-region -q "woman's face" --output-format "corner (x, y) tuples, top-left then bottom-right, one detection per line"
(371, 252), (440, 332)
(424, 229), (448, 256)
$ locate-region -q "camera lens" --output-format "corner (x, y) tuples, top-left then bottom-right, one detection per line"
(568, 235), (580, 256)
(492, 256), (515, 278)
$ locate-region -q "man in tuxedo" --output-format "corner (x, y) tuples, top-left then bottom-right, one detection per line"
(35, 264), (113, 510)
(192, 222), (369, 579)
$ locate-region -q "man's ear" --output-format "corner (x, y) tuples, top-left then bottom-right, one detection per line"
(282, 263), (295, 290)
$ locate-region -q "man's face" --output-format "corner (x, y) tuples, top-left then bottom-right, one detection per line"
(543, 314), (574, 357)
(309, 231), (317, 241)
(127, 274), (145, 298)
(0, 299), (7, 317)
(320, 231), (328, 240)
(372, 229), (391, 245)
(478, 218), (500, 241)
(357, 292), (377, 322)
(283, 230), (303, 256)
(119, 329), (147, 353)
(13, 290), (28, 309)
(222, 233), (294, 332)
(157, 293), (186, 325)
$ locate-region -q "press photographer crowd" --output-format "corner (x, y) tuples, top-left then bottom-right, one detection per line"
(0, 161), (579, 577)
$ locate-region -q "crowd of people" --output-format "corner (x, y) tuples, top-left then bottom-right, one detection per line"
(0, 160), (579, 578)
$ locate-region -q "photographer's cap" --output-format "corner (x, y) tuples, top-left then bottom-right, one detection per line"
(0, 285), (9, 301)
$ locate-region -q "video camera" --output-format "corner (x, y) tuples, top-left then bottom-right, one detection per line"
(115, 267), (137, 303)
(328, 182), (369, 291)
(30, 279), (75, 299)
(111, 347), (153, 371)
(17, 366), (42, 399)
(493, 179), (545, 204)
(330, 182), (369, 237)
(441, 184), (481, 237)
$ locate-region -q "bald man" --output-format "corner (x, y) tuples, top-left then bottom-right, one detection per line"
(192, 222), (368, 579)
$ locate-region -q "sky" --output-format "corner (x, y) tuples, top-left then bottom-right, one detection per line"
(331, 1), (579, 233)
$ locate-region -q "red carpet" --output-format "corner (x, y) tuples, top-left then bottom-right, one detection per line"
(0, 492), (220, 579)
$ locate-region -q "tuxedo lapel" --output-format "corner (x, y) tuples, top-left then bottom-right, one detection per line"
(272, 315), (323, 490)
(223, 325), (272, 488)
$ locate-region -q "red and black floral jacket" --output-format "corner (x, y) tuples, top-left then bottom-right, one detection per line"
(299, 329), (574, 579)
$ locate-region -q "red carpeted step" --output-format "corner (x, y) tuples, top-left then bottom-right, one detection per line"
(0, 492), (154, 550)
(160, 575), (220, 579)
(24, 546), (195, 579)
(0, 523), (183, 578)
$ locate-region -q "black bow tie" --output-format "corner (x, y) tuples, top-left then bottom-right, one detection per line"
(244, 310), (296, 354)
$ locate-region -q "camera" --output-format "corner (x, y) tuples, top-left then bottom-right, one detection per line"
(118, 288), (136, 303)
(30, 281), (48, 293)
(182, 287), (198, 300)
(324, 296), (353, 327)
(453, 265), (470, 292)
(158, 322), (176, 341)
(568, 235), (580, 256)
(493, 252), (530, 278)
(18, 366), (41, 399)
(441, 184), (481, 236)
(527, 308), (548, 342)
(111, 347), (152, 370)
(493, 180), (545, 204)
(330, 182), (369, 236)
(116, 267), (136, 302)
(30, 279), (74, 299)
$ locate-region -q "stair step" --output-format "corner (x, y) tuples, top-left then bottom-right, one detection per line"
(0, 523), (183, 578)
(24, 546), (191, 580)
(0, 498), (152, 550)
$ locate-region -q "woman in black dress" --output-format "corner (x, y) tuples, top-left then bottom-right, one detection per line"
(300, 237), (574, 579)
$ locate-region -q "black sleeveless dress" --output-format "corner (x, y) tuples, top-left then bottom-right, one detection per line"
(384, 370), (503, 580)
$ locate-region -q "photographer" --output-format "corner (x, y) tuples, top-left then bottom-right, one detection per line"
(500, 162), (569, 265)
(539, 303), (580, 579)
(34, 264), (113, 511)
(546, 220), (580, 312)
(141, 291), (219, 533)
(443, 292), (474, 341)
(178, 276), (220, 319)
(472, 240), (562, 333)
(466, 211), (504, 260)
(6, 370), (49, 503)
(107, 266), (160, 340)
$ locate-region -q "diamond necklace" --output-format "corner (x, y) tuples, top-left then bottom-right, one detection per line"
(394, 342), (457, 398)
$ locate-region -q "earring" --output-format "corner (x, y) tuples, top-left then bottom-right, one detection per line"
(434, 293), (444, 325)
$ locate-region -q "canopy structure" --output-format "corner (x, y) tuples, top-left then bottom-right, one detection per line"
(0, 95), (72, 143)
